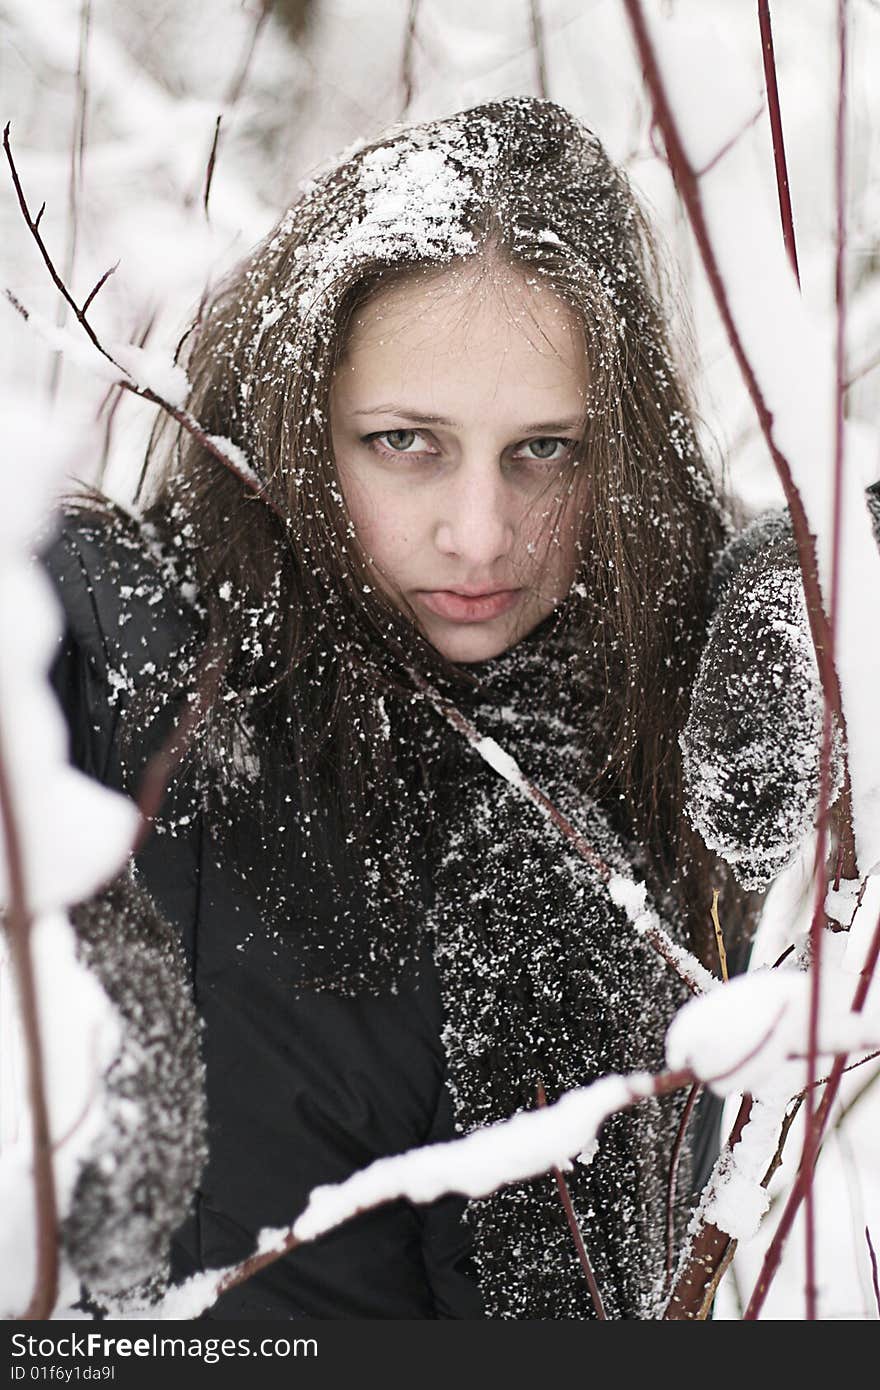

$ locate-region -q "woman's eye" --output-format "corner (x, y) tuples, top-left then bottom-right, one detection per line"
(515, 437), (574, 463)
(367, 429), (435, 456)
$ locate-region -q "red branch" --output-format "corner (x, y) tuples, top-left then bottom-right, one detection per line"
(743, 903), (880, 1319)
(412, 673), (708, 997)
(0, 740), (59, 1317)
(203, 115), (222, 221)
(867, 1226), (880, 1318)
(621, 1), (853, 869)
(758, 1), (801, 285)
(622, 0), (863, 1318)
(3, 125), (283, 523)
(665, 1082), (700, 1289)
(753, 0), (849, 1322)
(536, 1079), (606, 1318)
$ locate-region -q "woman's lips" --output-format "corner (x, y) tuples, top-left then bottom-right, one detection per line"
(416, 588), (522, 623)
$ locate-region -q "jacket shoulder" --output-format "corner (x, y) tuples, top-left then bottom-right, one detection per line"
(41, 502), (204, 691)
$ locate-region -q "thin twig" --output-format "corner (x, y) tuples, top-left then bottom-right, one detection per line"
(2, 129), (282, 519)
(845, 347), (880, 389)
(536, 1080), (606, 1318)
(203, 116), (222, 221)
(411, 673), (710, 997)
(744, 903), (880, 1319)
(3, 123), (117, 368)
(867, 1226), (880, 1317)
(225, 0), (273, 107)
(50, 0), (91, 400)
(693, 104), (763, 178)
(399, 0), (419, 119)
(829, 1053), (880, 1129)
(665, 1081), (700, 1288)
(796, 0), (847, 1322)
(0, 737), (59, 1317)
(758, 0), (801, 284)
(529, 0), (549, 100)
(81, 261), (119, 316)
(710, 889), (728, 982)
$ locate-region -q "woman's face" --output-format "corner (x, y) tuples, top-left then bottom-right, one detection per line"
(330, 261), (589, 662)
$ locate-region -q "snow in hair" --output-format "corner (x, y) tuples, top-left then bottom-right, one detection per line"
(296, 138), (480, 321)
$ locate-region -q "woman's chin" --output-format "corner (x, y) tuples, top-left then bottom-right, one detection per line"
(422, 612), (539, 664)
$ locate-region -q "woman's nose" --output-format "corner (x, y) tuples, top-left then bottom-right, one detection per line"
(433, 461), (516, 567)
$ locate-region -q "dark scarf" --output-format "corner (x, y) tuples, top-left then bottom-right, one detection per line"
(422, 626), (694, 1319)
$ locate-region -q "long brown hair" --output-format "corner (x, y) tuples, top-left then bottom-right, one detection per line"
(132, 98), (743, 965)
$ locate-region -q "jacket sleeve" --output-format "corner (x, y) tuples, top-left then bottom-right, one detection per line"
(62, 864), (208, 1302)
(681, 487), (880, 890)
(37, 508), (208, 1305)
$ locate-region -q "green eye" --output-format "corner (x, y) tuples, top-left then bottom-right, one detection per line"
(517, 437), (574, 463)
(528, 438), (562, 459)
(385, 430), (417, 451)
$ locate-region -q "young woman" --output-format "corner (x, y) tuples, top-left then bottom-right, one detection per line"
(43, 97), (829, 1320)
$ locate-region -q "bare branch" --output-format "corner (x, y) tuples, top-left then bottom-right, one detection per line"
(51, 0), (92, 400)
(693, 103), (763, 178)
(81, 261), (119, 316)
(529, 0), (549, 100)
(225, 0), (273, 107)
(203, 115), (222, 221)
(3, 124), (118, 370)
(0, 741), (59, 1317)
(536, 1080), (606, 1318)
(744, 903), (880, 1318)
(411, 672), (710, 997)
(621, 1), (857, 887)
(665, 1081), (700, 1289)
(399, 0), (419, 119)
(750, 0), (850, 1321)
(867, 1226), (880, 1317)
(758, 0), (801, 284)
(845, 347), (880, 389)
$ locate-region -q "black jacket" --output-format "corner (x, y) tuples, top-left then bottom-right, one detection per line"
(45, 511), (482, 1319)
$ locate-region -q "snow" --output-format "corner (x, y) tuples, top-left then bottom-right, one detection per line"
(0, 914), (122, 1317)
(201, 434), (261, 489)
(108, 343), (190, 407)
(298, 138), (477, 321)
(1, 0), (878, 1324)
(666, 948), (880, 1102)
(472, 735), (524, 788)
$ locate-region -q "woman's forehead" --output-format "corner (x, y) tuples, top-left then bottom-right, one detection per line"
(333, 266), (588, 418)
(343, 262), (586, 363)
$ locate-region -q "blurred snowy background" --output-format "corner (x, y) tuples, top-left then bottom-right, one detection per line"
(1, 0), (878, 1319)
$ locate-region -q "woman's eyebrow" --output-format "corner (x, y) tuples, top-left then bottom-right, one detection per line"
(352, 405), (585, 432)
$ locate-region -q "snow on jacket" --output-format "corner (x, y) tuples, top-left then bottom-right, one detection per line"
(42, 490), (875, 1318)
